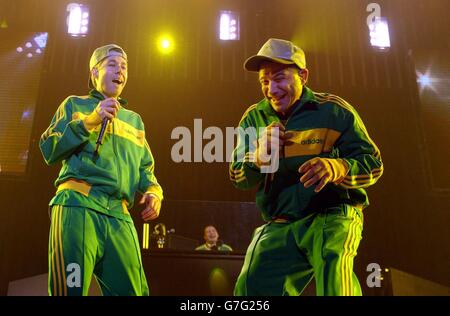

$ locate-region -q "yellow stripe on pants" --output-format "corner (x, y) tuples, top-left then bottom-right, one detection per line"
(58, 206), (67, 296)
(54, 206), (62, 295)
(51, 206), (67, 296)
(341, 207), (360, 296)
(50, 206), (58, 295)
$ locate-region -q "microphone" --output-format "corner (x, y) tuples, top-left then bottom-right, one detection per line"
(263, 172), (273, 193)
(94, 118), (109, 156)
(263, 143), (284, 193)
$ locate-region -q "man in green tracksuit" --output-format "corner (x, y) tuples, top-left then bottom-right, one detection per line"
(40, 44), (163, 296)
(230, 38), (383, 296)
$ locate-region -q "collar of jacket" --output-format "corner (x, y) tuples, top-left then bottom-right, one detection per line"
(89, 89), (128, 107)
(256, 86), (319, 118)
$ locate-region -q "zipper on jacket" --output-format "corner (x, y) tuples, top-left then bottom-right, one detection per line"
(112, 119), (122, 198)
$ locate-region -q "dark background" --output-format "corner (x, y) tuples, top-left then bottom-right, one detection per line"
(0, 0), (449, 295)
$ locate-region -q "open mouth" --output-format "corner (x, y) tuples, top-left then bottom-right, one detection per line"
(112, 79), (123, 85)
(271, 96), (285, 104)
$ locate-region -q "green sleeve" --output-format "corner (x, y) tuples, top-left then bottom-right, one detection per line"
(336, 109), (383, 189)
(39, 97), (90, 165)
(222, 244), (233, 251)
(229, 115), (264, 190)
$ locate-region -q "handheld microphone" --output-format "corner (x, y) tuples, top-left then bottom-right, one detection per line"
(263, 144), (284, 193)
(263, 172), (273, 193)
(94, 118), (109, 155)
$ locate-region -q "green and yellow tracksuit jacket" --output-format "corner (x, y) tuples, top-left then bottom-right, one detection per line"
(229, 87), (383, 222)
(40, 89), (163, 222)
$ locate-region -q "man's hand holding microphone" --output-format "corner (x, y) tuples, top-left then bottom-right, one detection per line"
(254, 122), (293, 169)
(254, 121), (349, 193)
(83, 98), (121, 131)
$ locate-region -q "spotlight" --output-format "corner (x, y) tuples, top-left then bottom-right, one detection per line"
(161, 39), (170, 49)
(16, 33), (48, 57)
(219, 11), (240, 41)
(417, 73), (431, 87)
(416, 70), (438, 94)
(33, 33), (48, 48)
(21, 109), (32, 121)
(157, 35), (174, 54)
(66, 3), (89, 37)
(0, 17), (7, 29)
(369, 17), (391, 51)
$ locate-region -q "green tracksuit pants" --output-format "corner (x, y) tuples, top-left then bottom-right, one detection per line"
(234, 204), (364, 296)
(48, 205), (149, 296)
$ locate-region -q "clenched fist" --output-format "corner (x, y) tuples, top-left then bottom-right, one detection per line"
(140, 193), (162, 222)
(83, 98), (120, 130)
(255, 122), (293, 168)
(298, 157), (349, 193)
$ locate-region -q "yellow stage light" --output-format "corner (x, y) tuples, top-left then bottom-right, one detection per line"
(157, 36), (174, 54)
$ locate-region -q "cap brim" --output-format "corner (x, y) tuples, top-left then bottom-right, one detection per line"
(243, 55), (296, 72)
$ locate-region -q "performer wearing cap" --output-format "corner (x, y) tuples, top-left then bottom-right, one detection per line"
(40, 44), (163, 296)
(229, 38), (383, 296)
